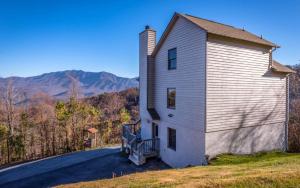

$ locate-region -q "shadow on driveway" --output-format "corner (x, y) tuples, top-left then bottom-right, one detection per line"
(0, 147), (169, 188)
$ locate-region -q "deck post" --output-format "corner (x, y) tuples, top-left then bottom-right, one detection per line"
(121, 138), (124, 152)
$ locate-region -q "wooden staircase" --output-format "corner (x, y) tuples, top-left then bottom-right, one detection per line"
(122, 121), (160, 165)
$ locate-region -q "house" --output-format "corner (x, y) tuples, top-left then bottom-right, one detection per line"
(84, 127), (99, 148)
(122, 13), (295, 168)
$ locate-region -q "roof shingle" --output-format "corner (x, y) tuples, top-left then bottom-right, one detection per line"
(152, 13), (278, 56)
(180, 14), (278, 48)
(272, 60), (295, 74)
(87, 128), (98, 134)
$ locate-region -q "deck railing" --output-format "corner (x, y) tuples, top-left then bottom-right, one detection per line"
(122, 120), (160, 163)
(136, 138), (160, 156)
(122, 120), (141, 142)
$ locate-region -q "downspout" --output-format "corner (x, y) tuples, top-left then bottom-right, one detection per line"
(268, 47), (277, 69)
(204, 31), (208, 165)
(285, 74), (290, 152)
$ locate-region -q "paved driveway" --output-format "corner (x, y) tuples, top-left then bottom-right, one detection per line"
(0, 146), (169, 188)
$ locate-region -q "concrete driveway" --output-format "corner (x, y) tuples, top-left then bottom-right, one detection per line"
(0, 146), (169, 188)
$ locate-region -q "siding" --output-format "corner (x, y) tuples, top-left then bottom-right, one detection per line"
(205, 36), (286, 157)
(205, 122), (285, 157)
(139, 29), (156, 139)
(206, 37), (286, 132)
(154, 17), (207, 167)
(147, 56), (155, 109)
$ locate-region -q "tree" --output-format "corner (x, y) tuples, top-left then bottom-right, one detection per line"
(0, 124), (8, 164)
(10, 135), (25, 161)
(0, 125), (7, 141)
(120, 108), (130, 124)
(55, 101), (70, 152)
(0, 85), (137, 166)
(19, 111), (31, 160)
(3, 80), (18, 163)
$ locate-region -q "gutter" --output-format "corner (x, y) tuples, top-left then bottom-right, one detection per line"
(269, 47), (277, 68)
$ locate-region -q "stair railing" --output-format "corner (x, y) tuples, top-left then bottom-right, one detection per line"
(122, 119), (141, 142)
(136, 138), (160, 157)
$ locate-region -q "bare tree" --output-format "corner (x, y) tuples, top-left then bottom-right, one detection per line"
(3, 80), (18, 163)
(5, 80), (16, 134)
(0, 80), (136, 166)
(67, 73), (83, 100)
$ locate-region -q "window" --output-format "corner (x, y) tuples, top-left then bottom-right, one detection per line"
(168, 128), (176, 151)
(168, 48), (177, 70)
(167, 88), (176, 109)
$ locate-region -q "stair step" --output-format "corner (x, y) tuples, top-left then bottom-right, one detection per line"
(129, 153), (145, 166)
(143, 152), (158, 158)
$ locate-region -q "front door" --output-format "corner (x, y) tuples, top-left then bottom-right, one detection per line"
(152, 123), (159, 138)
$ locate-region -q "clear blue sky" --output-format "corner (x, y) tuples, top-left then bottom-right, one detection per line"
(0, 0), (299, 78)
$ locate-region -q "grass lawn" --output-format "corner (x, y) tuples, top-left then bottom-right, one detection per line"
(58, 151), (300, 188)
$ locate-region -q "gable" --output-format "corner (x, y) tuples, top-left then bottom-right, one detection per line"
(152, 13), (206, 57)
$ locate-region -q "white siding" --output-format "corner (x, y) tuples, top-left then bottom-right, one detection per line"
(206, 122), (285, 157)
(205, 37), (286, 156)
(154, 17), (207, 167)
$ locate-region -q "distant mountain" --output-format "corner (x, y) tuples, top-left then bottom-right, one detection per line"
(0, 70), (139, 101)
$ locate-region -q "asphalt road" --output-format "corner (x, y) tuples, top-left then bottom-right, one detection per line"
(0, 146), (169, 188)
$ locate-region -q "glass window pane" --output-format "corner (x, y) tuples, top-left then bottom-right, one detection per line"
(168, 59), (176, 70)
(168, 128), (176, 151)
(167, 88), (176, 109)
(168, 48), (176, 60)
(168, 48), (177, 70)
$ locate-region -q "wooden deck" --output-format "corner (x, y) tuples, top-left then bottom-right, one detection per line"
(122, 121), (160, 165)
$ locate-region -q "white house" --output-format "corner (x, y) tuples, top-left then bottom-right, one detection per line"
(122, 13), (295, 168)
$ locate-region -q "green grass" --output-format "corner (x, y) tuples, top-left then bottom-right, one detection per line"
(209, 151), (292, 165)
(58, 151), (300, 188)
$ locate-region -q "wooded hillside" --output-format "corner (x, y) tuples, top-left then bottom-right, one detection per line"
(0, 83), (138, 167)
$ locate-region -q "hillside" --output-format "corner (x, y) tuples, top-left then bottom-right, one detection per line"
(86, 88), (139, 121)
(59, 152), (300, 188)
(0, 70), (138, 101)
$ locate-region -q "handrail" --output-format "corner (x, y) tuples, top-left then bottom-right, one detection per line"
(126, 119), (141, 126)
(136, 138), (160, 156)
(122, 120), (160, 162)
(122, 120), (142, 154)
(122, 119), (141, 138)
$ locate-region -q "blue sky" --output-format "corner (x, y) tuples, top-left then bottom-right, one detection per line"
(0, 0), (299, 78)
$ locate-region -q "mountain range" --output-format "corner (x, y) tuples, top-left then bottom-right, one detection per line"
(0, 70), (139, 101)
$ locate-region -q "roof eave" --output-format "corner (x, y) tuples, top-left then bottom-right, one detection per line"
(151, 12), (279, 57)
(271, 67), (296, 74)
(272, 60), (296, 74)
(151, 13), (182, 57)
(207, 33), (277, 49)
